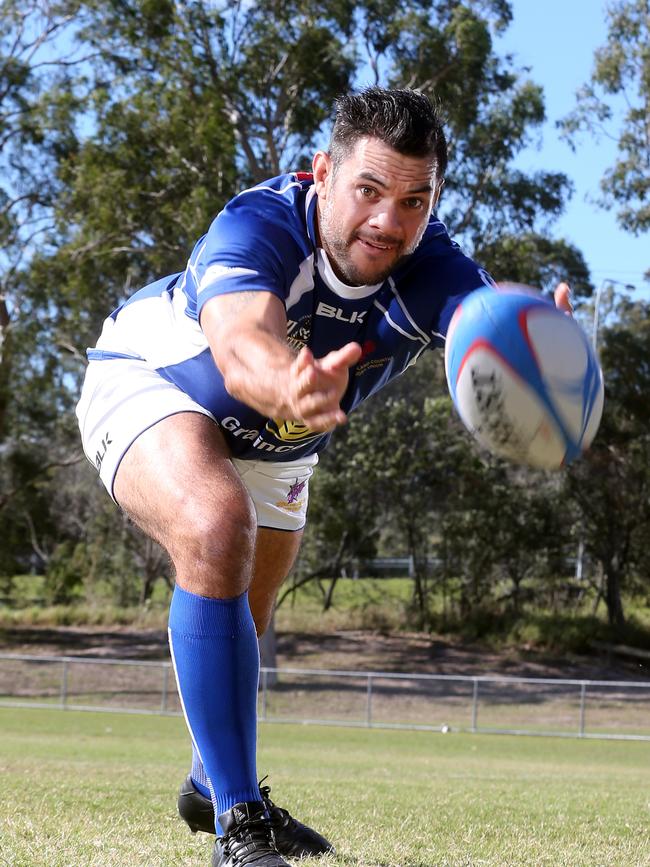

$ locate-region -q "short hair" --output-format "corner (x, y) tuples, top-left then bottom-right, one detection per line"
(329, 87), (448, 179)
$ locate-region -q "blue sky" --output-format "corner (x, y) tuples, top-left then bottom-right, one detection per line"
(496, 0), (648, 295)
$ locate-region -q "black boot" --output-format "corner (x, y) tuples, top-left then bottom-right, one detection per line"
(211, 801), (289, 867)
(179, 775), (335, 857)
(259, 779), (334, 858)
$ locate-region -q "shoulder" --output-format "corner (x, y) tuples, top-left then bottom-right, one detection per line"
(204, 173), (316, 271)
(189, 174), (317, 313)
(218, 173), (314, 237)
(389, 217), (495, 343)
(395, 216), (493, 292)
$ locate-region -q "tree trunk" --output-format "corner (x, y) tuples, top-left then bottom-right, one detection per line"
(604, 559), (626, 630)
(323, 575), (339, 611)
(259, 613), (278, 686)
(0, 295), (11, 440)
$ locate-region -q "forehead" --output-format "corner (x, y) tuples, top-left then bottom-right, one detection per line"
(338, 136), (437, 189)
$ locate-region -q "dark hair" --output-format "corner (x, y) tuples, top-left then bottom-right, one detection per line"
(329, 87), (448, 179)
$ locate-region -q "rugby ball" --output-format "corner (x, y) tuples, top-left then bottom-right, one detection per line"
(444, 286), (604, 469)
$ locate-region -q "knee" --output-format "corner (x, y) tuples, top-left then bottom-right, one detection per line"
(170, 494), (257, 594)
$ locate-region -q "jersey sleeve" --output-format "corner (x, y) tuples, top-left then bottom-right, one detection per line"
(399, 225), (495, 349)
(192, 186), (308, 319)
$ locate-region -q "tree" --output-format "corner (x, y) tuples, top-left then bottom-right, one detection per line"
(12, 0), (579, 396)
(565, 291), (650, 629)
(477, 233), (593, 299)
(0, 0), (84, 435)
(76, 0), (355, 182)
(0, 0), (592, 616)
(560, 0), (650, 250)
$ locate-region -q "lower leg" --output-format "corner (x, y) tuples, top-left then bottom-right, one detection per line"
(169, 586), (261, 828)
(189, 526), (304, 797)
(113, 414), (264, 832)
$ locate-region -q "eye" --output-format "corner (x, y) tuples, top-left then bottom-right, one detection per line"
(358, 185), (376, 198)
(404, 197), (424, 210)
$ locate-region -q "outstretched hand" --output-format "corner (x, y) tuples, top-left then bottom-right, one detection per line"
(554, 282), (573, 315)
(288, 342), (363, 431)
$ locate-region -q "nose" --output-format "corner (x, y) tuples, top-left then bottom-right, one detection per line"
(368, 204), (402, 238)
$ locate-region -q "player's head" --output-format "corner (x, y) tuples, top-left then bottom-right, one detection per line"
(313, 87), (447, 287)
(329, 88), (447, 181)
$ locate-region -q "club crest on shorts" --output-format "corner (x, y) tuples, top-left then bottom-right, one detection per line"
(275, 478), (307, 512)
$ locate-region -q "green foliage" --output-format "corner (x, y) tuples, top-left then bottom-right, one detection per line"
(564, 292), (650, 629)
(478, 232), (593, 299)
(560, 0), (650, 244)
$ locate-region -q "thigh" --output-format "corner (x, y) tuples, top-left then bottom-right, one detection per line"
(249, 527), (303, 635)
(76, 357), (217, 501)
(114, 411), (257, 597)
(230, 456), (316, 633)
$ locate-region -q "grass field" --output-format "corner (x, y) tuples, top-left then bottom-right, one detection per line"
(1, 708), (649, 867)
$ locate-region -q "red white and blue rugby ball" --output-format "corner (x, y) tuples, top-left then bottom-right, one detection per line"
(444, 286), (604, 469)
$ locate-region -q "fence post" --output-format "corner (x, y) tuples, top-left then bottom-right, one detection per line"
(60, 660), (69, 710)
(366, 675), (373, 727)
(471, 679), (479, 732)
(579, 682), (587, 737)
(161, 664), (170, 714)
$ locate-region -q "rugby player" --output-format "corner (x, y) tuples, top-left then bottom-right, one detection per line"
(77, 87), (572, 866)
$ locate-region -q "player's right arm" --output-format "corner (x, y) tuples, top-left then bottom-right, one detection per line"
(200, 291), (361, 432)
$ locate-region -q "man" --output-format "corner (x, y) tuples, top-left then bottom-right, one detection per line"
(76, 87), (571, 867)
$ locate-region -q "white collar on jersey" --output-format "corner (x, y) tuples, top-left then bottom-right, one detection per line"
(316, 247), (383, 300)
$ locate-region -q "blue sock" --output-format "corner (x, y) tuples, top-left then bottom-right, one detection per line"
(191, 745), (211, 798)
(168, 585), (260, 832)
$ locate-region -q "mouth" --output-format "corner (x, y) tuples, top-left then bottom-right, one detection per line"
(355, 235), (398, 254)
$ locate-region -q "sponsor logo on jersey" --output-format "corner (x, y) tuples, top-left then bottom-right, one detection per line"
(355, 356), (392, 376)
(265, 418), (319, 443)
(220, 416), (320, 454)
(315, 301), (366, 324)
(354, 338), (391, 376)
(286, 316), (312, 351)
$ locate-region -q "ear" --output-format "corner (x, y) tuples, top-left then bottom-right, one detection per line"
(312, 150), (332, 199)
(432, 177), (445, 209)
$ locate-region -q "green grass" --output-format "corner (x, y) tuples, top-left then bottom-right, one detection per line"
(1, 708), (649, 866)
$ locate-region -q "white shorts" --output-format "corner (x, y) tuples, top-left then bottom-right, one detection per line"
(76, 358), (317, 531)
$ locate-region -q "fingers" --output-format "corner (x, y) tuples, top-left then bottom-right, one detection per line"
(297, 404), (349, 431)
(554, 282), (574, 316)
(319, 342), (363, 373)
(292, 345), (314, 377)
(288, 376), (349, 430)
(287, 343), (361, 431)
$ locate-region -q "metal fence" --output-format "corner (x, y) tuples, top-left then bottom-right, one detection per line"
(0, 652), (649, 741)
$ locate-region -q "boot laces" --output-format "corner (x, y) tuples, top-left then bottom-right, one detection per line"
(258, 777), (293, 830)
(221, 813), (277, 865)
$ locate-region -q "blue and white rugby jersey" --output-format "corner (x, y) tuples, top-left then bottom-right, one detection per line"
(88, 172), (493, 461)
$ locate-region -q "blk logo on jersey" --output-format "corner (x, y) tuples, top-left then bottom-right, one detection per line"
(315, 302), (366, 324)
(95, 431), (113, 471)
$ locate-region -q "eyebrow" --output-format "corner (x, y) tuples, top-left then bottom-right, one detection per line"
(357, 170), (433, 195)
